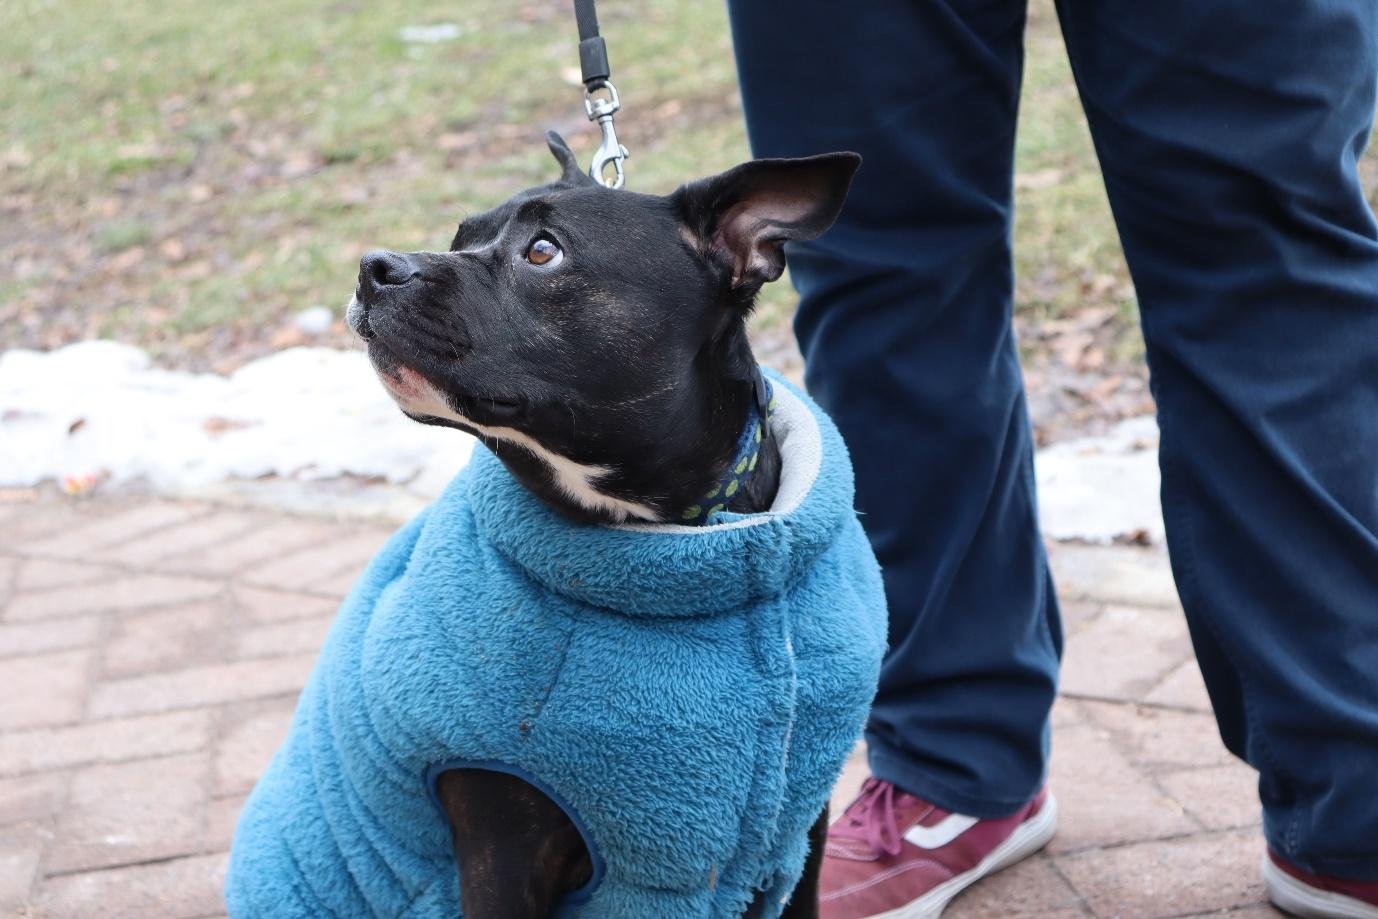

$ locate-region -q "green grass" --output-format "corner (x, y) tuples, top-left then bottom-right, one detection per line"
(94, 219), (154, 253)
(0, 0), (767, 363)
(0, 0), (1231, 369)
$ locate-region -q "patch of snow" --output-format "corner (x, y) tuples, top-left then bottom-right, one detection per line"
(0, 341), (473, 498)
(3, 341), (1164, 540)
(1034, 415), (1163, 544)
(294, 306), (334, 336)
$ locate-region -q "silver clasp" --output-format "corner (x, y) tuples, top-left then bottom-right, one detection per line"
(583, 80), (629, 189)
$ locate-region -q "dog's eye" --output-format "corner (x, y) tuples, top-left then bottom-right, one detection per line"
(525, 236), (562, 267)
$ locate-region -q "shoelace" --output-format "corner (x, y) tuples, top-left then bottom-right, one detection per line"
(833, 777), (905, 857)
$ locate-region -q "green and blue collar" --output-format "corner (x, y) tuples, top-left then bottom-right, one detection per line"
(679, 373), (777, 525)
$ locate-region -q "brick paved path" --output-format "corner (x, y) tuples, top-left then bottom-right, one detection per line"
(0, 493), (1280, 918)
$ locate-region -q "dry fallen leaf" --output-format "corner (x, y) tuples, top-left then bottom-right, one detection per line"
(269, 324), (305, 349)
(106, 246), (147, 273)
(159, 238), (188, 261)
(60, 472), (103, 496)
(202, 416), (256, 436)
(1014, 167), (1064, 191)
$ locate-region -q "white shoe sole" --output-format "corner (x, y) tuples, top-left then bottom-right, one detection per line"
(858, 794), (1059, 919)
(1263, 854), (1378, 919)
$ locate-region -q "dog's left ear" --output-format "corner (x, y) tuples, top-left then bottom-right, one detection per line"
(675, 152), (861, 291)
(545, 130), (594, 186)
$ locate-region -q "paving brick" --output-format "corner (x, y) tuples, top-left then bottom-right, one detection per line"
(310, 567), (365, 598)
(204, 793), (247, 852)
(1082, 700), (1236, 773)
(92, 510), (264, 567)
(1059, 605), (1192, 703)
(37, 851), (228, 919)
(231, 584), (337, 623)
(1144, 658), (1213, 712)
(213, 700), (295, 796)
(1055, 828), (1267, 918)
(241, 529), (390, 592)
(103, 601), (224, 678)
(1058, 600), (1104, 636)
(945, 854), (1087, 917)
(89, 654), (316, 719)
(0, 710), (211, 777)
(233, 614), (333, 660)
(1047, 721), (1197, 854)
(0, 499), (1292, 918)
(162, 518), (342, 577)
(0, 650), (90, 730)
(49, 752), (207, 873)
(13, 557), (121, 592)
(1051, 696), (1086, 729)
(0, 496), (37, 525)
(5, 573), (223, 622)
(1049, 543), (1181, 609)
(0, 615), (101, 658)
(0, 502), (91, 550)
(0, 823), (45, 909)
(1160, 764), (1262, 832)
(0, 773), (67, 826)
(0, 556), (17, 607)
(25, 502), (205, 558)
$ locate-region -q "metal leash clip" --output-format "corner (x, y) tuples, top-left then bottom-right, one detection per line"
(584, 80), (629, 189)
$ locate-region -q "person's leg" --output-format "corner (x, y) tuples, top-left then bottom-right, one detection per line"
(728, 0), (1059, 818)
(1058, 0), (1378, 879)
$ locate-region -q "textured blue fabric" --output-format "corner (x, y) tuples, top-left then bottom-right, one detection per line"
(225, 374), (887, 918)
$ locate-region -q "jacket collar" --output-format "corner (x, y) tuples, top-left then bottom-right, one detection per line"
(462, 373), (855, 618)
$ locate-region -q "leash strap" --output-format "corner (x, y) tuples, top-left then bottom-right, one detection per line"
(572, 0), (629, 188)
(573, 0), (609, 86)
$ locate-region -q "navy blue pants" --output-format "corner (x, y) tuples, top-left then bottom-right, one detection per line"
(728, 0), (1378, 879)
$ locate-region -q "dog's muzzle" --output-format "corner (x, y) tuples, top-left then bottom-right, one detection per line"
(349, 250), (420, 341)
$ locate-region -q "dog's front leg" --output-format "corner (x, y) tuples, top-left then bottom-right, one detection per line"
(745, 804), (830, 919)
(781, 805), (829, 918)
(435, 769), (592, 919)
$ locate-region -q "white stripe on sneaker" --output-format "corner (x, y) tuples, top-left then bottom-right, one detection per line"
(902, 814), (980, 850)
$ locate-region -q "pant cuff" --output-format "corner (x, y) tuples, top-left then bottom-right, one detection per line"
(865, 740), (1044, 820)
(1267, 831), (1378, 882)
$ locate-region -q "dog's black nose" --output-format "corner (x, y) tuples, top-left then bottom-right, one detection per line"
(358, 250), (419, 300)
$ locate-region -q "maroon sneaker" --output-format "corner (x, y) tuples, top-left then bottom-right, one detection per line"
(819, 778), (1056, 919)
(1263, 850), (1378, 918)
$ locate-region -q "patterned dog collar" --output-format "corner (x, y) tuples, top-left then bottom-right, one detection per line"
(680, 375), (777, 524)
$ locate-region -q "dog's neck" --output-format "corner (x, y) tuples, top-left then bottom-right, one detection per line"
(486, 358), (783, 527)
(676, 374), (776, 525)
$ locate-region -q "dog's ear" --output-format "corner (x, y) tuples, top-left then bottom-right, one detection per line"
(546, 130), (594, 186)
(675, 152), (860, 291)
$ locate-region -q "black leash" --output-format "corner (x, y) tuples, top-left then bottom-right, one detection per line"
(573, 0), (608, 87)
(572, 0), (629, 188)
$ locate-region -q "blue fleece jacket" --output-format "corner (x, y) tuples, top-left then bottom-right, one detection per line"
(224, 376), (887, 918)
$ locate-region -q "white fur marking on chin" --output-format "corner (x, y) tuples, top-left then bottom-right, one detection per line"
(385, 374), (661, 523)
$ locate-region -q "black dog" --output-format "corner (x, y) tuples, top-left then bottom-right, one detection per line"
(347, 132), (859, 918)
